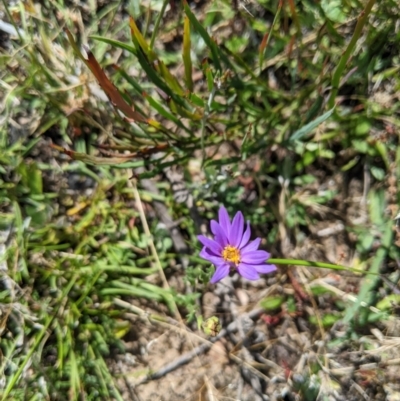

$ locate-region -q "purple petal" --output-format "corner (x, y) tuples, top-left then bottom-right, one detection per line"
(229, 211), (244, 247)
(210, 220), (218, 235)
(256, 264), (277, 274)
(241, 250), (271, 264)
(197, 235), (222, 254)
(210, 220), (228, 246)
(240, 237), (261, 254)
(200, 248), (225, 265)
(210, 263), (230, 283)
(218, 207), (231, 235)
(240, 262), (277, 275)
(239, 221), (251, 249)
(237, 263), (259, 280)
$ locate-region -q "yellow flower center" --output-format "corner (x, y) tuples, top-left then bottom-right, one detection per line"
(222, 245), (241, 265)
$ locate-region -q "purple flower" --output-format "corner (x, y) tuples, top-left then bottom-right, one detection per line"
(198, 206), (277, 283)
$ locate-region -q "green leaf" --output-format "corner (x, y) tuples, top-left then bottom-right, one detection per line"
(304, 95), (324, 124)
(258, 0), (283, 72)
(201, 58), (214, 92)
(376, 294), (400, 311)
(183, 2), (222, 71)
(355, 120), (371, 136)
(289, 107), (335, 142)
(129, 17), (158, 61)
(310, 285), (334, 296)
(321, 0), (346, 22)
(341, 157), (359, 171)
(260, 295), (285, 312)
(126, 40), (188, 110)
(18, 162), (43, 195)
(372, 140), (389, 169)
(343, 222), (392, 323)
(369, 189), (385, 226)
(142, 92), (188, 132)
(352, 139), (369, 153)
(370, 166), (385, 181)
(309, 313), (341, 327)
(156, 60), (185, 96)
(113, 64), (143, 93)
(90, 35), (137, 55)
(182, 15), (193, 91)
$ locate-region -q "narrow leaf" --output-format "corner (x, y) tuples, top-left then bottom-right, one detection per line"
(143, 92), (188, 131)
(183, 1), (222, 71)
(201, 58), (214, 92)
(155, 60), (185, 96)
(258, 32), (269, 71)
(343, 223), (392, 323)
(113, 64), (143, 94)
(90, 35), (137, 55)
(258, 0), (283, 72)
(131, 44), (184, 107)
(65, 29), (146, 122)
(183, 15), (193, 91)
(84, 49), (147, 122)
(129, 17), (157, 61)
(290, 107), (335, 142)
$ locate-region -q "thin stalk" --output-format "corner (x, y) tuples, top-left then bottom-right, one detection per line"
(201, 86), (217, 165)
(269, 258), (379, 276)
(328, 0), (377, 108)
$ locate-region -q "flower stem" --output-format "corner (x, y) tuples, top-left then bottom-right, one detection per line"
(268, 258), (379, 276)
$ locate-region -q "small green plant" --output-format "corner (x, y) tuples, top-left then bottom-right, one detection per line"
(1, 0), (400, 399)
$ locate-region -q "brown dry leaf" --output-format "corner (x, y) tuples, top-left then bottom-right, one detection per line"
(65, 29), (146, 123)
(84, 49), (147, 123)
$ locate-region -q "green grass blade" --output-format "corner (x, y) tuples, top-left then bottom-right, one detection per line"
(68, 349), (80, 400)
(129, 16), (157, 61)
(112, 64), (143, 94)
(149, 0), (169, 50)
(183, 15), (193, 91)
(90, 35), (137, 54)
(269, 258), (381, 277)
(1, 276), (78, 401)
(130, 44), (185, 107)
(258, 0), (283, 73)
(143, 92), (189, 132)
(201, 58), (214, 92)
(289, 106), (335, 142)
(156, 60), (185, 96)
(343, 222), (392, 323)
(65, 28), (88, 64)
(327, 0), (377, 108)
(183, 2), (222, 71)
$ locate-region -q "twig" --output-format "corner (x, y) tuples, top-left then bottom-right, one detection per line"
(113, 298), (201, 339)
(134, 308), (265, 385)
(230, 303), (268, 400)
